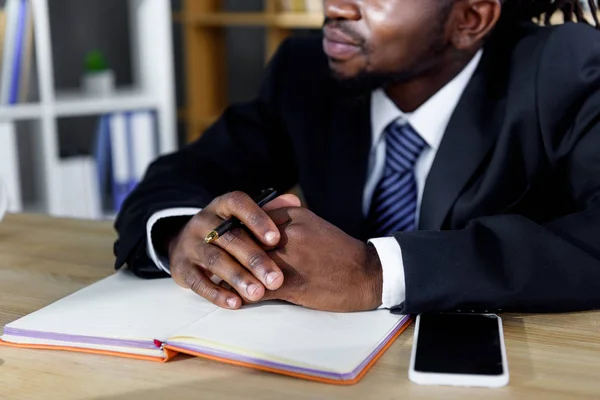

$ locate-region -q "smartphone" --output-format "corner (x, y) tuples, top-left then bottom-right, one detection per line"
(409, 313), (509, 388)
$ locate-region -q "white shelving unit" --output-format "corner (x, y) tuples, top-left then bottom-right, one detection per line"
(0, 0), (177, 217)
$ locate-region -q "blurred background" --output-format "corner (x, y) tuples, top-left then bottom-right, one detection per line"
(0, 0), (591, 222)
(0, 0), (321, 221)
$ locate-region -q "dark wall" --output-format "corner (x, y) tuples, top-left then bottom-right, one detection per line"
(49, 0), (132, 156)
(51, 0), (268, 154)
(223, 0), (266, 103)
(50, 0), (133, 89)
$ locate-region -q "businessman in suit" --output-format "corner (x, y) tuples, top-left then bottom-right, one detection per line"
(114, 0), (600, 314)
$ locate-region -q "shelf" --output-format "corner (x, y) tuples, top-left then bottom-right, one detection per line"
(189, 12), (268, 27)
(0, 90), (161, 120)
(273, 12), (323, 28)
(187, 12), (322, 29)
(54, 89), (159, 117)
(184, 9), (599, 29)
(0, 103), (43, 121)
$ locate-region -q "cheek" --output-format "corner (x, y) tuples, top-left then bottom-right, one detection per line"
(366, 24), (438, 74)
(362, 2), (436, 73)
(366, 30), (409, 73)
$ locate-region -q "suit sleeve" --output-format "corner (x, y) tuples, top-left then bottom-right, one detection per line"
(113, 39), (298, 277)
(395, 24), (600, 314)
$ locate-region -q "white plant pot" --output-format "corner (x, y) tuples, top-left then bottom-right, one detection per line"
(81, 70), (115, 97)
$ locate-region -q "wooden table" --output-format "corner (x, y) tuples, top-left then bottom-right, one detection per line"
(0, 214), (599, 399)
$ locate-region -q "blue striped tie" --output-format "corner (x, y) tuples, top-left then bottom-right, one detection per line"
(368, 120), (427, 236)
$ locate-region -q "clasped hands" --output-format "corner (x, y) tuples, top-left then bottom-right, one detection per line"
(168, 192), (383, 312)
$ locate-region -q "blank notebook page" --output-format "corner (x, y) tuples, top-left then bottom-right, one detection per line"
(2, 270), (217, 343)
(3, 269), (407, 373)
(169, 302), (406, 373)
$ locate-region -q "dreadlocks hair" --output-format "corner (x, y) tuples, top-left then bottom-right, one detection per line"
(501, 0), (600, 28)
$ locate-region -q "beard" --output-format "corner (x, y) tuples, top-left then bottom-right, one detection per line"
(332, 68), (426, 96)
(330, 2), (453, 101)
(330, 40), (449, 105)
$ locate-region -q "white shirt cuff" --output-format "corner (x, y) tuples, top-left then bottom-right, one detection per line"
(369, 237), (406, 309)
(146, 208), (201, 275)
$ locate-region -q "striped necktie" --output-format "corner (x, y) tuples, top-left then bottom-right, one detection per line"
(368, 119), (427, 236)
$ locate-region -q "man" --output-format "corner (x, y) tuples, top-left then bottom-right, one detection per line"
(114, 0), (600, 314)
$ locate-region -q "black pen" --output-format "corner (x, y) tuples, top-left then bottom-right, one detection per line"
(204, 188), (278, 244)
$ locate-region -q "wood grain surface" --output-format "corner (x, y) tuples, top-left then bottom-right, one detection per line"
(0, 213), (599, 399)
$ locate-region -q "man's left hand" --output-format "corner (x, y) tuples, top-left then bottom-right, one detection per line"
(260, 207), (383, 312)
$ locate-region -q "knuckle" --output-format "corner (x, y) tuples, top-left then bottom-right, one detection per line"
(181, 267), (197, 286)
(202, 247), (221, 270)
(188, 277), (203, 293)
(220, 229), (242, 247)
(190, 279), (218, 301)
(246, 212), (265, 228)
(230, 272), (245, 287)
(189, 213), (208, 233)
(227, 191), (250, 211)
(170, 263), (185, 283)
(247, 252), (266, 271)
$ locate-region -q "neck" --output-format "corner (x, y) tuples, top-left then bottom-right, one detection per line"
(384, 50), (476, 113)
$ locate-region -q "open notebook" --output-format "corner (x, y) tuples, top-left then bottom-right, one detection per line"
(0, 270), (411, 385)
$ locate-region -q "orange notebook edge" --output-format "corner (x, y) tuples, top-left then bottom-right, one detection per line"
(0, 318), (413, 384)
(0, 338), (179, 363)
(165, 317), (414, 386)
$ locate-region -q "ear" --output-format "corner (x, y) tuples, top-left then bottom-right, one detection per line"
(451, 0), (502, 50)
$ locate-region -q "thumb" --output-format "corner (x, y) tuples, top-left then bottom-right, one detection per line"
(263, 194), (301, 212)
(261, 286), (287, 302)
(236, 284), (286, 304)
(266, 208), (297, 228)
(261, 249), (291, 301)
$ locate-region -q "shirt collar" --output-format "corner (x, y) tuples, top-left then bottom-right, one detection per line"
(370, 49), (483, 151)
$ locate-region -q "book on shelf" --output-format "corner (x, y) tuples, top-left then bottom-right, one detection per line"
(0, 0), (35, 105)
(94, 110), (158, 216)
(52, 110), (159, 221)
(55, 155), (102, 220)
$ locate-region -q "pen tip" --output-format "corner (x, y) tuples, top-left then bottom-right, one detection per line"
(205, 231), (219, 244)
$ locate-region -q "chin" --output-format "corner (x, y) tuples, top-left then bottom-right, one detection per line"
(327, 58), (365, 80)
(330, 69), (355, 82)
(330, 68), (408, 99)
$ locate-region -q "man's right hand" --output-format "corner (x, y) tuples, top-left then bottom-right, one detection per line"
(168, 191), (302, 309)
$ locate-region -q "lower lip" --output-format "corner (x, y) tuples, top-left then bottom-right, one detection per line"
(323, 38), (361, 60)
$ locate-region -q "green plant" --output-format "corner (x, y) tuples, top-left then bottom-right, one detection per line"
(84, 50), (109, 73)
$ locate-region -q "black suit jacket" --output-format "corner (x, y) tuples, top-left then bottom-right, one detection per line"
(114, 21), (600, 314)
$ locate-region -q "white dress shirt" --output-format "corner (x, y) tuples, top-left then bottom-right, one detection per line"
(145, 50), (482, 309)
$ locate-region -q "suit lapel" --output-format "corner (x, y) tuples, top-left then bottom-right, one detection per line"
(326, 95), (372, 239)
(419, 57), (506, 231)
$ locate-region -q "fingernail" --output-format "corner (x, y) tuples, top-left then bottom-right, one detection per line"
(246, 283), (259, 298)
(265, 231), (277, 243)
(266, 272), (281, 287)
(227, 298), (238, 308)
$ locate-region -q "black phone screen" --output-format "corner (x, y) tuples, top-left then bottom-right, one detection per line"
(414, 313), (504, 376)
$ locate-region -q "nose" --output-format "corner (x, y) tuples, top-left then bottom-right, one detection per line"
(324, 0), (360, 21)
